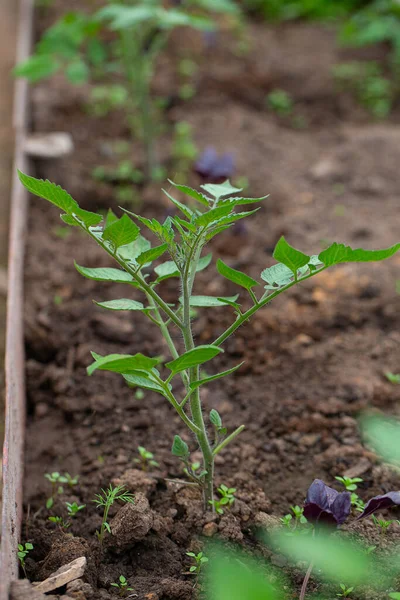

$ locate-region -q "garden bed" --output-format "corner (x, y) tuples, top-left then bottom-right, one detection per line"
(17, 1), (400, 599)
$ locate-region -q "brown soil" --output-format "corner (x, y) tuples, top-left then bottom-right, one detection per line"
(20, 2), (400, 599)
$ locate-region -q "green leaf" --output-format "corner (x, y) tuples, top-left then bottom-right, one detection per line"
(197, 253), (212, 272)
(154, 260), (180, 282)
(87, 38), (107, 66)
(273, 530), (372, 585)
(210, 409), (222, 428)
(166, 345), (223, 374)
(220, 195), (270, 206)
(273, 237), (310, 276)
(123, 372), (165, 394)
(119, 236), (151, 261)
(189, 362), (244, 391)
(212, 208), (260, 228)
(182, 295), (239, 307)
(65, 57), (89, 84)
(216, 259), (259, 290)
(14, 54), (60, 82)
(103, 214), (140, 250)
(201, 180), (242, 200)
(319, 242), (400, 266)
(208, 549), (280, 600)
(361, 416), (400, 465)
(95, 5), (155, 29)
(171, 435), (189, 458)
(168, 180), (210, 207)
(162, 188), (194, 219)
(194, 0), (239, 14)
(261, 263), (293, 287)
(75, 264), (133, 283)
(105, 209), (118, 229)
(136, 243), (169, 266)
(87, 352), (160, 376)
(94, 299), (145, 311)
(18, 171), (78, 213)
(61, 207), (103, 227)
(196, 205), (233, 227)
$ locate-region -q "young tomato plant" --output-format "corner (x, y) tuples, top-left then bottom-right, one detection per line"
(18, 171), (400, 511)
(93, 484), (134, 545)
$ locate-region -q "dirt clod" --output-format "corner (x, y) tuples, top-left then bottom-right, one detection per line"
(108, 493), (154, 549)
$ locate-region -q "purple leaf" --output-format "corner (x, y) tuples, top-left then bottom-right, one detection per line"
(304, 479), (351, 528)
(357, 491), (400, 520)
(194, 147), (235, 182)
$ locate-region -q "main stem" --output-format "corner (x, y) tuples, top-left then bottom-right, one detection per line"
(182, 250), (214, 510)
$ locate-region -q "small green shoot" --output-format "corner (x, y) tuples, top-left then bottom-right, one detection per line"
(186, 551), (209, 576)
(385, 372), (400, 384)
(133, 446), (159, 471)
(93, 484), (134, 545)
(335, 476), (363, 492)
(17, 542), (33, 578)
(337, 583), (354, 597)
(66, 501), (86, 517)
(389, 594), (400, 600)
(280, 505), (308, 532)
(209, 484), (236, 515)
(372, 514), (398, 534)
(110, 575), (134, 597)
(266, 89), (293, 116)
(48, 515), (71, 530)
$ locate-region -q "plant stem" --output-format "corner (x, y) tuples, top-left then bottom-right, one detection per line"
(213, 267), (328, 348)
(213, 425), (245, 456)
(299, 562), (313, 600)
(85, 227), (183, 329)
(181, 250), (215, 509)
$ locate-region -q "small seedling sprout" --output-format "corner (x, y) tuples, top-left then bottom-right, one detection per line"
(48, 515), (71, 530)
(337, 583), (354, 597)
(209, 484), (236, 515)
(186, 551), (208, 576)
(66, 501), (86, 517)
(93, 484), (134, 545)
(133, 446), (159, 471)
(110, 575), (135, 597)
(335, 476), (363, 492)
(385, 372), (400, 384)
(17, 542), (33, 578)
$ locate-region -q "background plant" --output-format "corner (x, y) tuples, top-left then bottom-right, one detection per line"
(18, 170), (400, 510)
(15, 1), (238, 180)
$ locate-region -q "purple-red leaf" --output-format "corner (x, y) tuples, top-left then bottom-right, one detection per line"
(303, 479), (351, 527)
(195, 147), (235, 182)
(357, 491), (400, 520)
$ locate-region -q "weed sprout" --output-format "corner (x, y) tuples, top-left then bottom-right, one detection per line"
(17, 543), (33, 578)
(93, 484), (134, 545)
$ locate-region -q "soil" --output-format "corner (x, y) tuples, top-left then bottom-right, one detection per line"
(19, 2), (400, 599)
